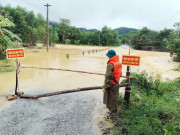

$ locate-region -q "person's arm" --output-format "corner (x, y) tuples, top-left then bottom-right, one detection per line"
(103, 63), (114, 90)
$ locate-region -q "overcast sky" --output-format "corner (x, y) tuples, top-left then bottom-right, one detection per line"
(1, 0), (180, 30)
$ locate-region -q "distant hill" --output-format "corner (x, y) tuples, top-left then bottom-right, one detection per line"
(79, 28), (97, 32)
(49, 22), (98, 32)
(49, 22), (137, 35)
(114, 27), (138, 35)
(49, 21), (59, 27)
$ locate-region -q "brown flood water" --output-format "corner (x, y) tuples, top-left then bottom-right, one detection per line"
(0, 45), (180, 103)
(0, 45), (180, 134)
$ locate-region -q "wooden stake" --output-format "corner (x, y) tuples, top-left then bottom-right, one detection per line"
(15, 58), (18, 95)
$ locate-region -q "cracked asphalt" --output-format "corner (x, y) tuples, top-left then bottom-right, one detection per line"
(0, 90), (103, 135)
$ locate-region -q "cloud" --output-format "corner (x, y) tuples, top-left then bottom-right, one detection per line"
(1, 0), (180, 30)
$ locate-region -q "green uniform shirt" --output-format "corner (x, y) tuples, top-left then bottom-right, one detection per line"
(103, 63), (114, 90)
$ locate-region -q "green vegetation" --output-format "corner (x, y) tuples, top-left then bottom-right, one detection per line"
(115, 27), (137, 35)
(112, 72), (180, 135)
(1, 5), (180, 61)
(122, 27), (180, 61)
(0, 67), (14, 73)
(0, 59), (14, 73)
(175, 64), (180, 71)
(58, 18), (119, 46)
(36, 46), (43, 49)
(0, 5), (119, 48)
(0, 11), (21, 59)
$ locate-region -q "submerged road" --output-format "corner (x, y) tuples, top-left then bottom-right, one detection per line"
(0, 91), (103, 135)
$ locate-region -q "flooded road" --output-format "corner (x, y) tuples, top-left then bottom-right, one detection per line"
(0, 45), (179, 135)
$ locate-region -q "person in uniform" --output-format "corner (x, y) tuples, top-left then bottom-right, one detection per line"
(103, 49), (122, 118)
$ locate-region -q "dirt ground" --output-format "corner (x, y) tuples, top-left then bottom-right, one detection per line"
(0, 45), (179, 135)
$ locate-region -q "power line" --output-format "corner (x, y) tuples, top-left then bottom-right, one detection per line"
(12, 0), (77, 25)
(18, 0), (46, 12)
(11, 0), (60, 22)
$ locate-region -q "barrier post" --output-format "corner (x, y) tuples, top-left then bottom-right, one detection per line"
(15, 58), (19, 95)
(124, 66), (131, 104)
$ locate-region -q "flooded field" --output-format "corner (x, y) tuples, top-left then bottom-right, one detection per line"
(1, 45), (179, 97)
(0, 45), (108, 97)
(0, 44), (179, 134)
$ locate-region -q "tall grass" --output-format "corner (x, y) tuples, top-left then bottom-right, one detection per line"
(0, 59), (14, 74)
(112, 71), (180, 135)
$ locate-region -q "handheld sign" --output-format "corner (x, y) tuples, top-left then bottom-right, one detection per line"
(6, 48), (24, 59)
(122, 55), (140, 66)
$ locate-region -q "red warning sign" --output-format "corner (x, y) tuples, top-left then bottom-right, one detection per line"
(122, 55), (140, 66)
(6, 48), (24, 59)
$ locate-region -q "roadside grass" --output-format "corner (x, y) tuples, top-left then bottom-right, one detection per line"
(112, 71), (180, 135)
(175, 64), (180, 71)
(0, 59), (15, 74)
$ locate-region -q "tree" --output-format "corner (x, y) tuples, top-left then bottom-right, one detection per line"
(7, 6), (27, 37)
(100, 26), (109, 46)
(35, 14), (46, 45)
(59, 18), (70, 44)
(68, 26), (81, 44)
(90, 31), (99, 45)
(155, 29), (174, 51)
(49, 24), (58, 45)
(79, 31), (90, 44)
(167, 39), (180, 62)
(121, 37), (129, 44)
(131, 27), (158, 50)
(0, 13), (21, 59)
(173, 22), (180, 38)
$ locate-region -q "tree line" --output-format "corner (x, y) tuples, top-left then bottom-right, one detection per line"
(121, 26), (180, 62)
(0, 5), (119, 47)
(0, 5), (180, 61)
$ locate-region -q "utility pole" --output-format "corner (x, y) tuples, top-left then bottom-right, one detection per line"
(44, 3), (51, 52)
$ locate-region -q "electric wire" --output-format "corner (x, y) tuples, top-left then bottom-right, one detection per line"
(18, 0), (46, 12)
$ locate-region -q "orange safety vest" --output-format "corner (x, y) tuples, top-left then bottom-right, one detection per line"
(107, 55), (122, 85)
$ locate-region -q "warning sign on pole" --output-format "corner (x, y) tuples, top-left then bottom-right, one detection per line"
(122, 55), (140, 66)
(6, 48), (24, 59)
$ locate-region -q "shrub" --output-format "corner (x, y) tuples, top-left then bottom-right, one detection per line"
(112, 72), (180, 135)
(65, 39), (71, 44)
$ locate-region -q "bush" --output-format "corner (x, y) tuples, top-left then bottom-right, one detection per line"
(168, 39), (180, 62)
(0, 51), (6, 60)
(65, 39), (71, 44)
(75, 40), (80, 45)
(112, 72), (180, 135)
(36, 46), (42, 49)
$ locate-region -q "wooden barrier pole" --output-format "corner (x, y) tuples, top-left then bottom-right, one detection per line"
(20, 83), (129, 99)
(20, 66), (137, 79)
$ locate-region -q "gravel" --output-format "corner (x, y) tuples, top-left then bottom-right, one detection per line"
(0, 91), (103, 135)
